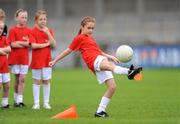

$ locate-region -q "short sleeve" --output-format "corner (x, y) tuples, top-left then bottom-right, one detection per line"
(68, 36), (82, 51)
(28, 29), (35, 43)
(5, 38), (10, 46)
(8, 28), (16, 43)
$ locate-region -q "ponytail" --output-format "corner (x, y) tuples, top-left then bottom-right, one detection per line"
(78, 29), (81, 35)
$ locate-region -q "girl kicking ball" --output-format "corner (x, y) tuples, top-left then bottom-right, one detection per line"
(49, 16), (142, 117)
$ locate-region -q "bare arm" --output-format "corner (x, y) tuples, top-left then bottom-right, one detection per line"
(102, 52), (119, 63)
(2, 46), (11, 53)
(11, 42), (24, 48)
(31, 42), (50, 49)
(0, 48), (7, 55)
(18, 41), (30, 47)
(49, 48), (72, 67)
(11, 37), (30, 48)
(0, 46), (11, 55)
(41, 27), (56, 48)
(46, 32), (56, 48)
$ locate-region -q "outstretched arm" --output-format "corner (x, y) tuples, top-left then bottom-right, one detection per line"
(49, 48), (72, 67)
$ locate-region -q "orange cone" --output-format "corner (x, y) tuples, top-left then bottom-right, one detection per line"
(51, 105), (79, 119)
(134, 72), (143, 81)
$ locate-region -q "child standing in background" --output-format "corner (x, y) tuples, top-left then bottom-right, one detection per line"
(0, 21), (11, 108)
(8, 9), (33, 107)
(0, 9), (8, 36)
(31, 10), (56, 109)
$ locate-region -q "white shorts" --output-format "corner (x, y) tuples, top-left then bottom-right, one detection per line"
(11, 65), (29, 75)
(32, 67), (52, 80)
(94, 55), (113, 84)
(0, 73), (10, 83)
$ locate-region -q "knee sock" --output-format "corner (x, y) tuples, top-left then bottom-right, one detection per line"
(43, 83), (50, 105)
(97, 96), (110, 113)
(33, 84), (40, 105)
(113, 66), (129, 75)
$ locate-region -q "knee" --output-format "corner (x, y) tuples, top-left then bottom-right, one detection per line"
(4, 84), (9, 92)
(42, 80), (49, 85)
(109, 84), (117, 92)
(19, 76), (25, 83)
(34, 79), (41, 85)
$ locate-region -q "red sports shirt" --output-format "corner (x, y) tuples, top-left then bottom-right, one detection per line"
(69, 34), (103, 73)
(30, 27), (54, 69)
(0, 36), (10, 73)
(8, 26), (33, 65)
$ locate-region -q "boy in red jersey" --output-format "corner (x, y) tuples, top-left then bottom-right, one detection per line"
(31, 10), (56, 109)
(8, 9), (33, 107)
(49, 16), (142, 117)
(0, 21), (11, 108)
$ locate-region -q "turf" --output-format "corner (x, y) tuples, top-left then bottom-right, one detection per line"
(0, 68), (180, 124)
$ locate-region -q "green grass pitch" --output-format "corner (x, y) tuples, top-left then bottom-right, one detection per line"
(0, 68), (180, 124)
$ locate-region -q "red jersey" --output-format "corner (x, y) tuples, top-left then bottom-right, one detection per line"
(0, 36), (10, 73)
(8, 26), (33, 65)
(69, 34), (103, 72)
(30, 27), (54, 69)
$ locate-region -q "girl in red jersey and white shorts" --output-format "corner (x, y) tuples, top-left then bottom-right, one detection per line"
(8, 9), (33, 107)
(0, 21), (11, 108)
(0, 9), (8, 36)
(49, 16), (142, 117)
(31, 10), (56, 109)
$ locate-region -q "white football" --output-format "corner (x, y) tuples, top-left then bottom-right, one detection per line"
(116, 45), (133, 63)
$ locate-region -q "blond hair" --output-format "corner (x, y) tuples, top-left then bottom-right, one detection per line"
(15, 9), (27, 17)
(78, 16), (96, 34)
(34, 10), (47, 21)
(0, 9), (5, 21)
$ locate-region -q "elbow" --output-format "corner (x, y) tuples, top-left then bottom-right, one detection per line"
(52, 43), (56, 48)
(51, 41), (57, 48)
(10, 44), (15, 48)
(6, 47), (11, 53)
(8, 47), (11, 53)
(67, 48), (72, 54)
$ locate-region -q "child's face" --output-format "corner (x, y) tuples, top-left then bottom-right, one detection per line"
(16, 12), (28, 26)
(0, 15), (5, 22)
(0, 21), (4, 35)
(81, 22), (95, 35)
(36, 14), (47, 28)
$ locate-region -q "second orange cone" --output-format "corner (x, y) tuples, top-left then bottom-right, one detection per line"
(51, 105), (79, 119)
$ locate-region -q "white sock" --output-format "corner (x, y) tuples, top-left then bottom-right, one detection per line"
(97, 96), (110, 113)
(1, 97), (8, 106)
(43, 83), (50, 105)
(33, 84), (40, 105)
(14, 92), (18, 103)
(17, 94), (23, 103)
(113, 66), (129, 75)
